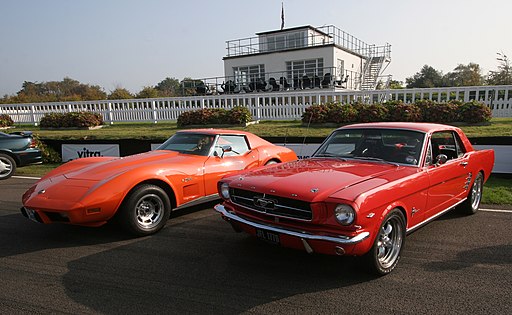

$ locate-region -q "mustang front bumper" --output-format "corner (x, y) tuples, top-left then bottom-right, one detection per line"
(214, 204), (371, 255)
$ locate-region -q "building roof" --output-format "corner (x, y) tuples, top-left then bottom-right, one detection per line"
(256, 25), (331, 37)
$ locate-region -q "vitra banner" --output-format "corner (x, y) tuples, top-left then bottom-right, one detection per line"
(62, 144), (120, 162)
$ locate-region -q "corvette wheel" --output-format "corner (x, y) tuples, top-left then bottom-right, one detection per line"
(459, 172), (483, 215)
(364, 209), (405, 276)
(118, 184), (171, 236)
(264, 160), (278, 166)
(0, 153), (16, 180)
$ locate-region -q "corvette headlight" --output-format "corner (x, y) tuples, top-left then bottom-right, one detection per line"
(220, 182), (230, 199)
(334, 204), (355, 225)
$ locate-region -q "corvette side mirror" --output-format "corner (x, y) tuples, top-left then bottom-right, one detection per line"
(435, 154), (448, 166)
(220, 145), (232, 158)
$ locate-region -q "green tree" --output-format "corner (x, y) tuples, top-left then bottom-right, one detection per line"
(11, 77), (106, 103)
(444, 63), (484, 86)
(155, 77), (181, 97)
(108, 88), (134, 100)
(389, 80), (404, 89)
(136, 86), (159, 99)
(406, 65), (445, 88)
(487, 52), (512, 85)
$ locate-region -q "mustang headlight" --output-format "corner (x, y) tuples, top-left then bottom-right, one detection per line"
(220, 182), (231, 199)
(334, 204), (355, 225)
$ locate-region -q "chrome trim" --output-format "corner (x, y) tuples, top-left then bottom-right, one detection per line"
(214, 204), (370, 245)
(406, 197), (467, 233)
(231, 191), (313, 221)
(231, 200), (313, 222)
(174, 194), (219, 211)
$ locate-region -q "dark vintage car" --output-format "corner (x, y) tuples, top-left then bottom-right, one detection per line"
(214, 122), (495, 275)
(0, 131), (42, 180)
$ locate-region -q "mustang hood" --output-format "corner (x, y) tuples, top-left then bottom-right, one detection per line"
(63, 150), (184, 181)
(231, 158), (403, 202)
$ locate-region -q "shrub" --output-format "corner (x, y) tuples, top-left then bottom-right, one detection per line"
(301, 104), (331, 124)
(0, 114), (14, 127)
(353, 103), (389, 122)
(458, 101), (492, 123)
(40, 111), (103, 128)
(328, 103), (358, 124)
(33, 136), (61, 163)
(416, 100), (459, 123)
(385, 102), (422, 122)
(177, 106), (253, 127)
(301, 102), (358, 124)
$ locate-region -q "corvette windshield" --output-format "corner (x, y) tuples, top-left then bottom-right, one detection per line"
(157, 133), (215, 156)
(314, 128), (425, 166)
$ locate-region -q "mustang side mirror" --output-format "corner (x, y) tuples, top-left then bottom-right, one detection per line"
(435, 154), (448, 166)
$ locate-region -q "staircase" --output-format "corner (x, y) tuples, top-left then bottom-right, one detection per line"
(359, 44), (391, 91)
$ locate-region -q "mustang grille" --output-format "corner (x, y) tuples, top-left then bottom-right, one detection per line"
(230, 188), (312, 221)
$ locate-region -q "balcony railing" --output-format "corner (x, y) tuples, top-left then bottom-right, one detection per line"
(181, 67), (360, 96)
(225, 25), (391, 60)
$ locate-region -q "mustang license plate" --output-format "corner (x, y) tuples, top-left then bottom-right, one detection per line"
(256, 228), (280, 245)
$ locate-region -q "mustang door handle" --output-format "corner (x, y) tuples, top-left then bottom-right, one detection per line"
(460, 161), (468, 166)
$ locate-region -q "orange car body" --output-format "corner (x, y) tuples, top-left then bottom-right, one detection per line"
(21, 129), (297, 229)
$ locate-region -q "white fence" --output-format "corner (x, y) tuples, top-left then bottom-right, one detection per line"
(1, 85), (511, 125)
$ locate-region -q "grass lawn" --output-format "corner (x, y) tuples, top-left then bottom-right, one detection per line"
(11, 117), (512, 140)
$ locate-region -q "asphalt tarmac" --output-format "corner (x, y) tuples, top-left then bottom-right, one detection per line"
(0, 177), (511, 314)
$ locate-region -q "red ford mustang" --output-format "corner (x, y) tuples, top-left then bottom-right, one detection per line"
(214, 123), (495, 275)
(21, 129), (297, 235)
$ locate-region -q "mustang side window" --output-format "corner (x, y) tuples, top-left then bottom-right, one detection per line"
(431, 131), (461, 162)
(214, 135), (250, 157)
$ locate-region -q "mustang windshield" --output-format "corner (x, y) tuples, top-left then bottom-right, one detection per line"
(314, 128), (425, 166)
(157, 133), (215, 156)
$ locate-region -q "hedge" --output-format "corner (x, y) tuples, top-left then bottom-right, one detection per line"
(40, 112), (104, 128)
(301, 100), (491, 124)
(177, 106), (252, 127)
(0, 114), (14, 128)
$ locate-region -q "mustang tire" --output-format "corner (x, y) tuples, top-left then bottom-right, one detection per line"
(0, 153), (16, 180)
(459, 172), (484, 215)
(118, 184), (171, 236)
(364, 209), (406, 276)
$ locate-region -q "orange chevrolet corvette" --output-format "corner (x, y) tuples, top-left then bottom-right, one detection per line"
(21, 129), (297, 235)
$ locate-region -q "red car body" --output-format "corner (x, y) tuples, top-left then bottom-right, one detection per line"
(214, 123), (495, 275)
(21, 129), (297, 235)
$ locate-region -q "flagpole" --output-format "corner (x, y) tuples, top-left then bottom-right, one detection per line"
(281, 2), (285, 30)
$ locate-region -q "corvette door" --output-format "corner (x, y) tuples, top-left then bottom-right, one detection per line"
(203, 135), (260, 196)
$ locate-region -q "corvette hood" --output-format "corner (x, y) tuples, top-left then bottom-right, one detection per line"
(62, 150), (188, 181)
(230, 158), (404, 202)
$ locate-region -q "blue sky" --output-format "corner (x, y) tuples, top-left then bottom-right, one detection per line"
(1, 0), (510, 96)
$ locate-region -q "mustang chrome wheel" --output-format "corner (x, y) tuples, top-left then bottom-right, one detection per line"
(460, 172), (484, 215)
(118, 184), (171, 236)
(365, 209), (406, 276)
(376, 217), (403, 270)
(470, 173), (483, 211)
(135, 194), (165, 229)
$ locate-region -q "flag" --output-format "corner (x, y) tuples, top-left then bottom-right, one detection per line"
(281, 2), (285, 30)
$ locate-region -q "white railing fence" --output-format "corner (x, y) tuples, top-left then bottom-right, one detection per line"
(1, 85), (511, 125)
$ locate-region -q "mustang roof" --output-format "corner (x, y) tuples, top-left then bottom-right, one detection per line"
(339, 122), (461, 133)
